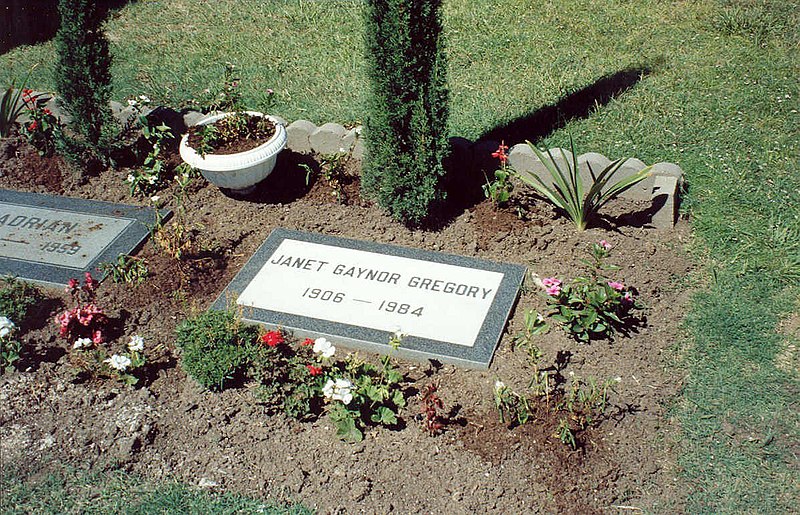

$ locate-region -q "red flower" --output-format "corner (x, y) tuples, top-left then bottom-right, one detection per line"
(306, 364), (323, 376)
(43, 108), (52, 115)
(491, 141), (509, 164)
(260, 330), (284, 347)
(300, 338), (314, 346)
(28, 121), (37, 132)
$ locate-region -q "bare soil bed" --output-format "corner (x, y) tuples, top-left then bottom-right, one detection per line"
(0, 133), (692, 513)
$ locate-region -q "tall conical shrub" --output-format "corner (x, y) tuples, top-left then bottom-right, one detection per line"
(362, 0), (450, 226)
(54, 0), (113, 149)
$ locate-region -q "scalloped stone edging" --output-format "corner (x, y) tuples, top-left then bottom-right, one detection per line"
(275, 118), (683, 229)
(11, 93), (682, 229)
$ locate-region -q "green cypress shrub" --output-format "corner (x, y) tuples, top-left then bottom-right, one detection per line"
(54, 0), (113, 150)
(362, 0), (450, 225)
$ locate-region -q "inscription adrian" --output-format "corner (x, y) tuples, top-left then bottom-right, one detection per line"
(0, 213), (79, 234)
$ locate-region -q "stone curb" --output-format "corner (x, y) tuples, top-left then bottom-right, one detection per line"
(10, 91), (682, 229)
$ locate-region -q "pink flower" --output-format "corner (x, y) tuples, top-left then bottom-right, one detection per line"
(599, 240), (611, 250)
(543, 277), (562, 296)
(546, 284), (562, 296)
(608, 281), (625, 291)
(92, 330), (104, 344)
(622, 291), (634, 304)
(84, 272), (98, 291)
(65, 278), (79, 293)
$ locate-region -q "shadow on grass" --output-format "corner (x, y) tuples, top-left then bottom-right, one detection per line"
(476, 66), (654, 146)
(1, 0), (135, 55)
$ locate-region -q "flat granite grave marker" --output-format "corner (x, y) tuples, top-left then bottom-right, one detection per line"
(0, 189), (168, 287)
(213, 228), (526, 369)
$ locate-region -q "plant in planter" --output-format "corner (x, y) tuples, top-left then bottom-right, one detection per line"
(179, 68), (286, 194)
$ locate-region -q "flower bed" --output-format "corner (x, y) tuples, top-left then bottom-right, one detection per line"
(0, 116), (692, 511)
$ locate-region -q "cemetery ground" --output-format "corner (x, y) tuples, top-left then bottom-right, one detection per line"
(1, 132), (692, 512)
(2, 0), (799, 513)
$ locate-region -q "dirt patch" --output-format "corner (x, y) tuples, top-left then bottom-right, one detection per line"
(0, 139), (691, 512)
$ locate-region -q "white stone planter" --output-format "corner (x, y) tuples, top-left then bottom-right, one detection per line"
(179, 111), (287, 194)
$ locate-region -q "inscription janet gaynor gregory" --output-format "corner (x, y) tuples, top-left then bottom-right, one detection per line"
(218, 229), (526, 368)
(237, 238), (504, 347)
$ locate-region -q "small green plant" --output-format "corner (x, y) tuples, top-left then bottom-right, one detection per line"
(483, 141), (514, 207)
(71, 333), (148, 386)
(149, 170), (201, 262)
(493, 380), (531, 427)
(0, 316), (21, 372)
(189, 112), (275, 157)
(125, 97), (177, 196)
(0, 276), (41, 323)
(518, 136), (652, 230)
(21, 90), (60, 157)
(543, 241), (643, 342)
(98, 254), (149, 285)
(327, 333), (406, 442)
(301, 149), (351, 202)
(175, 310), (260, 391)
(555, 375), (617, 449)
(185, 62), (244, 113)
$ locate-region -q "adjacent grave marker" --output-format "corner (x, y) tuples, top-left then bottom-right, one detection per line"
(0, 190), (168, 287)
(213, 228), (526, 369)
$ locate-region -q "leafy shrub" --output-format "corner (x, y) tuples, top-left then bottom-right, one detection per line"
(175, 311), (259, 391)
(54, 0), (113, 151)
(0, 276), (41, 323)
(362, 0), (450, 225)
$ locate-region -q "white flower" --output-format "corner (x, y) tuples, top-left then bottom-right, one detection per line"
(138, 94), (151, 103)
(322, 378), (353, 405)
(494, 380), (506, 392)
(0, 316), (15, 339)
(128, 335), (144, 352)
(127, 99), (137, 106)
(147, 175), (157, 184)
(391, 326), (405, 340)
(536, 313), (545, 323)
(72, 337), (93, 349)
(150, 195), (160, 204)
(105, 354), (132, 372)
(313, 337), (335, 358)
(126, 174), (136, 183)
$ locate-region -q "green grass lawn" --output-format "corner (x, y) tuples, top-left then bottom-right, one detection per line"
(0, 464), (310, 515)
(2, 0), (798, 511)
